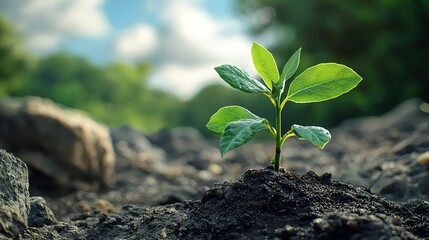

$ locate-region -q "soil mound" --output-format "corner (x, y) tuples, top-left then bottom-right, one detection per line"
(20, 169), (429, 239)
(184, 168), (427, 239)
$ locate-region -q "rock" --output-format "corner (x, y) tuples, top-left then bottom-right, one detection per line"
(0, 97), (115, 191)
(110, 126), (166, 172)
(28, 197), (56, 227)
(147, 128), (218, 162)
(309, 213), (418, 240)
(147, 127), (207, 155)
(93, 199), (117, 214)
(417, 151), (429, 166)
(336, 98), (427, 137)
(0, 150), (30, 238)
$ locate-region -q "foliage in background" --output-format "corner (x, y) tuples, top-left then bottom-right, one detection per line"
(0, 15), (33, 97)
(237, 0), (429, 122)
(10, 54), (182, 131)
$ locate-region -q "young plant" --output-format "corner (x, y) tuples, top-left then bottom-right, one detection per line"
(206, 42), (362, 171)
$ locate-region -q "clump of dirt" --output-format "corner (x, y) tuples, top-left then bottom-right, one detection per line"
(183, 168), (427, 239)
(21, 168), (429, 239)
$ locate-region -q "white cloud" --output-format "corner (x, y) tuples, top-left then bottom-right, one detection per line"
(117, 0), (255, 99)
(115, 24), (158, 60)
(0, 0), (256, 99)
(151, 63), (219, 99)
(0, 0), (110, 52)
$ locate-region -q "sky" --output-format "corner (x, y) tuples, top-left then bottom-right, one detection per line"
(0, 0), (259, 100)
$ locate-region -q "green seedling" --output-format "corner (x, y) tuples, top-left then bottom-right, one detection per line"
(207, 42), (362, 171)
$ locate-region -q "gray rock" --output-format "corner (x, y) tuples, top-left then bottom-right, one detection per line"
(0, 97), (115, 191)
(111, 126), (166, 172)
(310, 213), (419, 240)
(28, 196), (56, 227)
(0, 150), (30, 238)
(147, 127), (211, 155)
(336, 98), (427, 136)
(147, 127), (219, 169)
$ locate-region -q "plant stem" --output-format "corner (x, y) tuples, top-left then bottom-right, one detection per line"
(274, 98), (282, 171)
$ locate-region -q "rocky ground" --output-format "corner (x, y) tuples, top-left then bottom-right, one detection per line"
(1, 98), (429, 239)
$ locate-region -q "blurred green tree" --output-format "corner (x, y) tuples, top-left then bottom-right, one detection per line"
(0, 14), (33, 96)
(12, 53), (182, 131)
(237, 0), (429, 122)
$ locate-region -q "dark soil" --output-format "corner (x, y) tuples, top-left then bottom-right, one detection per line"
(19, 99), (429, 239)
(21, 169), (429, 239)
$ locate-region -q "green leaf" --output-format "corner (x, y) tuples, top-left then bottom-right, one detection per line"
(272, 48), (301, 98)
(280, 48), (301, 83)
(220, 119), (268, 156)
(206, 106), (264, 135)
(215, 64), (269, 94)
(286, 63), (363, 103)
(251, 42), (279, 90)
(292, 124), (331, 149)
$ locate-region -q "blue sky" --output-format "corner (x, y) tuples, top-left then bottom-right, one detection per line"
(0, 0), (259, 99)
